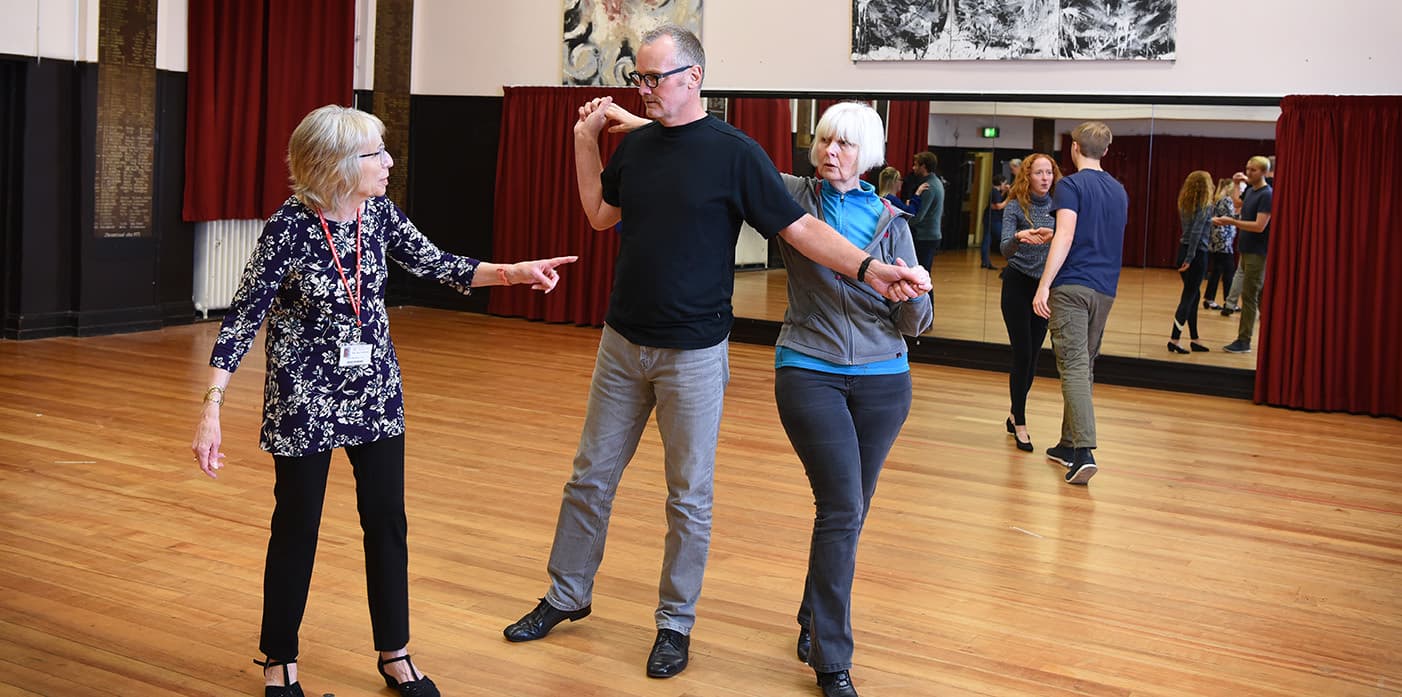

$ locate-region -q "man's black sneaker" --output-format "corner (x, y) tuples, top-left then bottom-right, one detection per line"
(1065, 448), (1098, 485)
(1046, 445), (1074, 468)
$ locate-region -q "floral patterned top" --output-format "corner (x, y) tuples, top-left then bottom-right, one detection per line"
(210, 195), (478, 456)
(1208, 195), (1237, 253)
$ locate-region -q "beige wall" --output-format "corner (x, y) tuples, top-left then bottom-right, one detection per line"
(3, 0), (1396, 98)
(410, 0), (1401, 97)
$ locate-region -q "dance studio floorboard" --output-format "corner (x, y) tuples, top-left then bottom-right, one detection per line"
(1, 309), (1398, 696)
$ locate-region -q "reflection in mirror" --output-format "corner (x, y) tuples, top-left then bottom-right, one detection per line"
(924, 102), (1158, 354)
(920, 101), (997, 341)
(1134, 104), (1279, 367)
(727, 98), (1280, 373)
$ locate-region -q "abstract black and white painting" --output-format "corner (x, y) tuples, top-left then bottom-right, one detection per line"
(852, 0), (1175, 61)
(563, 0), (704, 86)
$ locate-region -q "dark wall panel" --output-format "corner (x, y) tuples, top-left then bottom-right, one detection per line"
(388, 94), (502, 313)
(11, 58), (87, 337)
(155, 69), (194, 324)
(3, 58), (192, 338)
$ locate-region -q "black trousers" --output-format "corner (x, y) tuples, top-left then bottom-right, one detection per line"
(1172, 252), (1209, 341)
(1203, 251), (1236, 303)
(1000, 268), (1049, 424)
(260, 435), (409, 661)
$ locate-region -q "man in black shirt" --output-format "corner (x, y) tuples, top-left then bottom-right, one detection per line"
(1213, 156), (1273, 353)
(503, 24), (929, 684)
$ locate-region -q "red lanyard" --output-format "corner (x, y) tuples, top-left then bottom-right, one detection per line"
(317, 207), (363, 326)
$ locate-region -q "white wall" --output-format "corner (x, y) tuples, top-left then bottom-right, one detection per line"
(412, 0), (1402, 97)
(0, 0), (98, 61)
(7, 0), (1395, 99)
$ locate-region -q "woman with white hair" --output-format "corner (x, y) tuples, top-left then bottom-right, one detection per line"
(190, 104), (575, 697)
(774, 102), (932, 697)
(598, 98), (929, 697)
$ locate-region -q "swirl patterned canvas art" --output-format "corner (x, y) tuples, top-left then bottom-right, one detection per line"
(852, 0), (1175, 61)
(563, 0), (704, 85)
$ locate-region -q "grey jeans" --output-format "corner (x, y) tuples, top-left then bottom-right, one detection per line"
(544, 325), (730, 634)
(1048, 284), (1115, 449)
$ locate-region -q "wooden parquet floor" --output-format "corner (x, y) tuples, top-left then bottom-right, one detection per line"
(1, 308), (1399, 696)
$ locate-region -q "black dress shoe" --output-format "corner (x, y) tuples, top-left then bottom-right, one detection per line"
(817, 670), (859, 697)
(796, 625), (811, 663)
(377, 654), (439, 697)
(503, 597), (591, 642)
(1190, 342), (1210, 352)
(1167, 341), (1190, 354)
(646, 628), (690, 678)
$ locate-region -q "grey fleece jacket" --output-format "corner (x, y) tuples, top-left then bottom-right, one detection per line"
(775, 174), (934, 366)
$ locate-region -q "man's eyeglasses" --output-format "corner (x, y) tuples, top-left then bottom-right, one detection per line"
(623, 64), (693, 89)
(358, 145), (389, 162)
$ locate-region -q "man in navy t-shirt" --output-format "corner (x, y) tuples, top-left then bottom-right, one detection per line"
(1212, 155), (1273, 353)
(1033, 121), (1129, 486)
(502, 23), (931, 681)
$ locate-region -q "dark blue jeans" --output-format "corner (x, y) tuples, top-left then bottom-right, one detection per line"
(775, 367), (913, 672)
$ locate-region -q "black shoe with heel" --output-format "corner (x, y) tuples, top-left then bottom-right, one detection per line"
(1167, 341), (1189, 354)
(253, 658), (305, 697)
(377, 654), (439, 697)
(1190, 342), (1210, 352)
(1006, 418), (1033, 452)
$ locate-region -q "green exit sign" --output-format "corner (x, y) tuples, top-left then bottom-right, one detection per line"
(981, 126), (1000, 138)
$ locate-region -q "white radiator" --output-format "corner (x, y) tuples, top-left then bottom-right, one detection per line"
(193, 219), (262, 318)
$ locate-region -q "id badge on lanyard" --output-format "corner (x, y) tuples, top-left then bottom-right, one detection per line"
(318, 207), (373, 369)
(339, 342), (372, 367)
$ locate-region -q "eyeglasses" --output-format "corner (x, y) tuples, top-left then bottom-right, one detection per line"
(623, 64), (693, 88)
(358, 145), (390, 162)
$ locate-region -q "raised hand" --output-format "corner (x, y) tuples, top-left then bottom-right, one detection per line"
(604, 102), (651, 133)
(575, 97), (615, 139)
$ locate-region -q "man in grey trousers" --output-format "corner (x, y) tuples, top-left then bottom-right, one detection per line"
(1033, 122), (1129, 485)
(501, 24), (929, 679)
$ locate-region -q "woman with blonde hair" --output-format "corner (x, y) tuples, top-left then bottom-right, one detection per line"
(190, 104), (576, 696)
(1168, 169), (1214, 353)
(876, 165), (924, 215)
(998, 153), (1062, 451)
(1201, 177), (1238, 311)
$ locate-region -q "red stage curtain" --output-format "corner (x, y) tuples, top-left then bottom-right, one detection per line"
(884, 99), (930, 171)
(1141, 134), (1274, 267)
(1256, 95), (1402, 417)
(183, 0), (354, 222)
(488, 87), (643, 325)
(728, 98), (793, 173)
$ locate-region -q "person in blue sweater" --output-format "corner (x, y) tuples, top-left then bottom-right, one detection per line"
(777, 102), (933, 697)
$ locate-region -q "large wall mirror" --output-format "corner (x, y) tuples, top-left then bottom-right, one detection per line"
(729, 94), (1279, 380)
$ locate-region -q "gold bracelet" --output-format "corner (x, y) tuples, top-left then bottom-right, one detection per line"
(203, 385), (225, 406)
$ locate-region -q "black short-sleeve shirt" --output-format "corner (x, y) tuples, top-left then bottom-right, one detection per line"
(601, 115), (804, 349)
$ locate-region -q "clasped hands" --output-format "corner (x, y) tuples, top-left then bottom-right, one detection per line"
(867, 259), (931, 302)
(575, 96), (649, 138)
(1017, 227), (1054, 245)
